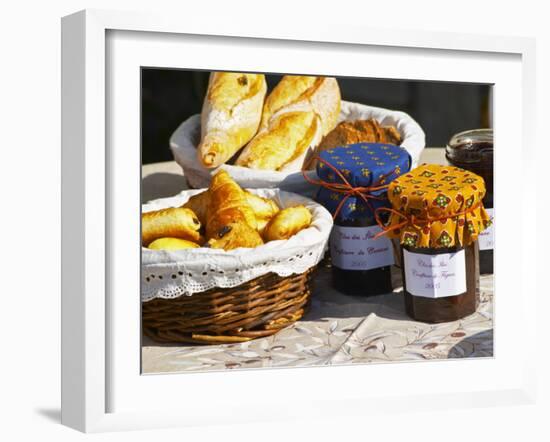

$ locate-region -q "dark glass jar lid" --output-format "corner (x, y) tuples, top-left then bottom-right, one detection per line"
(446, 128), (493, 164)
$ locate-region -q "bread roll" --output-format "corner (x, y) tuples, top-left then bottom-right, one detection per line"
(147, 237), (200, 250)
(198, 72), (267, 168)
(236, 76), (340, 171)
(263, 206), (312, 241)
(317, 119), (402, 153)
(142, 207), (201, 246)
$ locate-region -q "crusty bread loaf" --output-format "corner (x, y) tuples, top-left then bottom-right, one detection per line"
(317, 119), (402, 153)
(236, 111), (322, 171)
(259, 76), (340, 136)
(236, 76), (340, 171)
(198, 72), (267, 168)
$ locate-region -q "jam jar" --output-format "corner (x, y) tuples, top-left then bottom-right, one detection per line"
(314, 142), (411, 297)
(383, 164), (490, 322)
(401, 242), (479, 323)
(330, 212), (394, 296)
(446, 129), (494, 274)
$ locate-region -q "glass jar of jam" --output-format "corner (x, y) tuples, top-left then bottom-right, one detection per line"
(446, 129), (493, 274)
(383, 164), (490, 322)
(330, 213), (394, 296)
(314, 142), (411, 297)
(401, 242), (479, 323)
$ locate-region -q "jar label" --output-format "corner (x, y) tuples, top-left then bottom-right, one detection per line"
(478, 208), (494, 251)
(330, 225), (395, 270)
(403, 249), (466, 298)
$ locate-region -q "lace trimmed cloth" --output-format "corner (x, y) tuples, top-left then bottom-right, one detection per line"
(141, 188), (333, 302)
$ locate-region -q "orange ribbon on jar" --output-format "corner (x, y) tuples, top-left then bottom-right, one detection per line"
(372, 203), (483, 239)
(303, 156), (393, 220)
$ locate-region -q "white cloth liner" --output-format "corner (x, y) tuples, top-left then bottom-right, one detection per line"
(141, 188), (333, 302)
(170, 101), (425, 196)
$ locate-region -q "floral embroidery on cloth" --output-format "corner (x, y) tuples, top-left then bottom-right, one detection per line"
(386, 164), (491, 248)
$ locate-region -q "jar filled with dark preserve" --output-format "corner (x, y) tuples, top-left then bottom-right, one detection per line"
(446, 129), (494, 274)
(401, 242), (479, 323)
(331, 213), (393, 296)
(383, 164), (490, 322)
(314, 142), (411, 296)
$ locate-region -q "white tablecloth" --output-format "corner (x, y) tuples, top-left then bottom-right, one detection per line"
(141, 148), (493, 374)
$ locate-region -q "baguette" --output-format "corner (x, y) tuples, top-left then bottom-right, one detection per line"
(236, 76), (340, 171)
(198, 72), (267, 168)
(236, 111), (322, 171)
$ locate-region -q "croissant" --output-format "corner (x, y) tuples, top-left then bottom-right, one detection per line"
(244, 191), (280, 234)
(147, 237), (200, 250)
(204, 170), (263, 250)
(263, 206), (312, 241)
(236, 76), (340, 171)
(198, 72), (267, 168)
(184, 185), (279, 233)
(206, 221), (264, 250)
(142, 207), (201, 246)
(182, 190), (210, 225)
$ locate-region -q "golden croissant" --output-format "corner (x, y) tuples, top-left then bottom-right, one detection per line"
(204, 170), (263, 250)
(183, 185), (279, 234)
(206, 221), (264, 250)
(181, 190), (210, 226)
(243, 190), (280, 235)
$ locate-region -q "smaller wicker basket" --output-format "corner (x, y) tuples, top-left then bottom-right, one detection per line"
(142, 268), (314, 344)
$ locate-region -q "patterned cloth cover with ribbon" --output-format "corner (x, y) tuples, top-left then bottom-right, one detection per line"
(314, 143), (411, 222)
(384, 164), (491, 248)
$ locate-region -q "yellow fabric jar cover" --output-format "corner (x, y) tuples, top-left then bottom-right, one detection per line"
(383, 164), (491, 248)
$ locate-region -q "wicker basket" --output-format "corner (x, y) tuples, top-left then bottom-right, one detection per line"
(142, 268), (315, 345)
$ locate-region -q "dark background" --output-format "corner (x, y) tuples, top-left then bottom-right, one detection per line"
(141, 69), (491, 165)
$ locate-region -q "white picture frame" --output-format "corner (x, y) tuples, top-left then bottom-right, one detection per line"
(61, 9), (538, 433)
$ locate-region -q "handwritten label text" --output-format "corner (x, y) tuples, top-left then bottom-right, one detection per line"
(330, 225), (395, 271)
(403, 249), (466, 298)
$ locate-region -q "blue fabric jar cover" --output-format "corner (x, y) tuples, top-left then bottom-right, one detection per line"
(315, 143), (411, 222)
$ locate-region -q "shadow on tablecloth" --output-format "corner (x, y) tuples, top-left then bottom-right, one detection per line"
(142, 172), (188, 203)
(141, 267), (493, 373)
